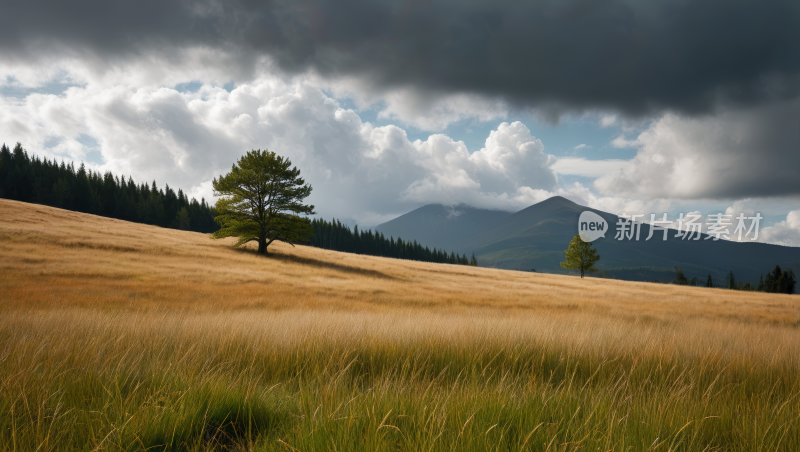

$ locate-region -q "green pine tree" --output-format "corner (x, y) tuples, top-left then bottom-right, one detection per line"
(176, 207), (191, 230)
(559, 234), (600, 278)
(673, 266), (689, 285)
(212, 149), (315, 255)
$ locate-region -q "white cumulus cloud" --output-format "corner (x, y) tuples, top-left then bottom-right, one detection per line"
(759, 211), (800, 247)
(0, 70), (563, 225)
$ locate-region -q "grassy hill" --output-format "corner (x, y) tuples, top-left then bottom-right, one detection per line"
(1, 199), (799, 451)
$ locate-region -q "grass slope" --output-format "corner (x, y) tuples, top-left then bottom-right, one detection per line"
(1, 199), (800, 451)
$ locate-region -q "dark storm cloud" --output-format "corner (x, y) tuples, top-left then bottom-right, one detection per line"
(2, 0), (800, 116)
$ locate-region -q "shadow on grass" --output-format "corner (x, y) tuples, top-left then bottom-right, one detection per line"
(136, 379), (293, 451)
(234, 247), (399, 280)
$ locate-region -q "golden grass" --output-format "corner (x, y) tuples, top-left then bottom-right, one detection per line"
(1, 199), (798, 324)
(1, 199), (800, 451)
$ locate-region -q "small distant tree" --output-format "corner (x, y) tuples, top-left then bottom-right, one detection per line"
(560, 234), (600, 278)
(212, 149), (315, 255)
(673, 266), (689, 285)
(763, 265), (797, 294)
(176, 207), (191, 230)
(74, 163), (93, 213)
(0, 146), (4, 198)
(725, 271), (736, 290)
(470, 252), (478, 266)
(763, 266), (779, 292)
(706, 274), (713, 287)
(785, 269), (798, 294)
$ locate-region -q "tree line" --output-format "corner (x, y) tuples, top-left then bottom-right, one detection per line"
(309, 218), (477, 266)
(0, 143), (218, 233)
(673, 265), (796, 294)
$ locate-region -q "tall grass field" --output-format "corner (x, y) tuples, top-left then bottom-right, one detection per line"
(1, 199), (799, 451)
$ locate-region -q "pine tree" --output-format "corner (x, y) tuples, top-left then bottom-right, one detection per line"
(763, 266), (782, 293)
(783, 269), (797, 294)
(176, 207), (191, 230)
(0, 143), (9, 197)
(725, 271), (736, 289)
(559, 234), (600, 278)
(763, 266), (797, 294)
(73, 163), (93, 212)
(212, 149), (315, 255)
(673, 266), (689, 285)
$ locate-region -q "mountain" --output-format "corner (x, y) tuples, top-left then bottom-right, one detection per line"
(375, 204), (512, 253)
(462, 196), (594, 271)
(380, 196), (800, 284)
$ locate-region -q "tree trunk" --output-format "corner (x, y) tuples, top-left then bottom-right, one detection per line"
(258, 233), (267, 255)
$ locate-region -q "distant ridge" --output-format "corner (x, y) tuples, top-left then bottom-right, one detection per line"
(378, 196), (800, 283)
(375, 204), (511, 253)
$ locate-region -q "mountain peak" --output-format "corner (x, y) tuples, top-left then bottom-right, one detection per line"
(512, 195), (585, 216)
(536, 195), (584, 208)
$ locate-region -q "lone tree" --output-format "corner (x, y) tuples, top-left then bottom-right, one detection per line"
(212, 150), (315, 255)
(560, 234), (600, 278)
(673, 266), (690, 285)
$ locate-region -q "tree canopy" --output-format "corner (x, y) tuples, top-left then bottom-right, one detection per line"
(212, 150), (315, 254)
(560, 234), (600, 278)
(760, 265), (797, 294)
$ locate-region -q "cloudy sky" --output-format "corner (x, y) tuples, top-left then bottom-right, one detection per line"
(2, 0), (800, 244)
